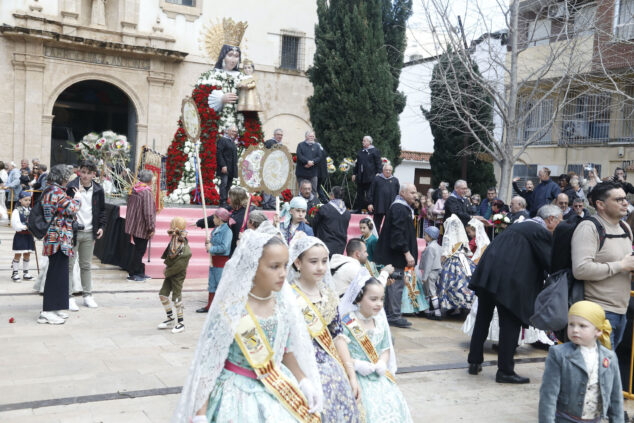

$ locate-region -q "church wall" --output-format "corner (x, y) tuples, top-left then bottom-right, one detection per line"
(0, 0), (318, 167)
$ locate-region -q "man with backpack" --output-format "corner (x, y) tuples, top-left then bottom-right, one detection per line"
(572, 182), (634, 349)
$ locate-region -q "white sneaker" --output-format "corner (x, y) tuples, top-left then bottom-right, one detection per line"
(84, 296), (98, 308)
(55, 311), (69, 319)
(172, 322), (185, 334)
(68, 297), (79, 312)
(157, 318), (175, 329)
(37, 311), (65, 325)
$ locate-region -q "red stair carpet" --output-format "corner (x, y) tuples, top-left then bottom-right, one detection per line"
(119, 206), (426, 279)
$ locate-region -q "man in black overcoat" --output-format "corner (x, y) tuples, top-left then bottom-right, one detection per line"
(374, 183), (419, 328)
(467, 204), (563, 384)
(352, 135), (382, 211)
(295, 130), (321, 193)
(367, 163), (399, 232)
(216, 126), (238, 206)
(313, 186), (350, 256)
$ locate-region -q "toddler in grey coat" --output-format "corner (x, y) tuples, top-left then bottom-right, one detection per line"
(539, 300), (623, 423)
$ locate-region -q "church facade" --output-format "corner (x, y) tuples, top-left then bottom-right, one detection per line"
(0, 0), (317, 166)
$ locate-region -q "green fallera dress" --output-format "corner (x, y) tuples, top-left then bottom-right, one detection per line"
(342, 312), (413, 423)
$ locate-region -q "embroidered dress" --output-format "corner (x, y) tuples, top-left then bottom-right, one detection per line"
(437, 252), (476, 312)
(342, 313), (413, 423)
(400, 270), (429, 314)
(291, 282), (361, 423)
(206, 306), (299, 423)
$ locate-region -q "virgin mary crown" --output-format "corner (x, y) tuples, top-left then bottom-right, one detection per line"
(223, 18), (247, 48)
(202, 18), (248, 60)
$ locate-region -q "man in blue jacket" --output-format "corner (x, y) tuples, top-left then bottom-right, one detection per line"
(530, 167), (561, 217)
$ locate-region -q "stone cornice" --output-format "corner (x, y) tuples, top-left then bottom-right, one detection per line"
(1, 14), (188, 63)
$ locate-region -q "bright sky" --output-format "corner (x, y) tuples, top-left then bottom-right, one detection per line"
(406, 0), (508, 59)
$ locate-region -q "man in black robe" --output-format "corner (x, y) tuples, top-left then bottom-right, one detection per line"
(467, 204), (562, 384)
(374, 183), (419, 328)
(352, 135), (382, 211)
(367, 163), (399, 232)
(313, 186), (350, 256)
(216, 126), (238, 206)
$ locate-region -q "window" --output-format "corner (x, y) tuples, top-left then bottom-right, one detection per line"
(166, 0), (195, 5)
(518, 97), (554, 145)
(573, 4), (596, 36)
(616, 0), (634, 40)
(561, 94), (611, 144)
(159, 0), (202, 22)
(527, 19), (551, 46)
(621, 86), (634, 139)
(280, 34), (303, 71)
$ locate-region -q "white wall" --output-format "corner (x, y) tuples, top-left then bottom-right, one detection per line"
(394, 159), (430, 186)
(398, 59), (436, 153)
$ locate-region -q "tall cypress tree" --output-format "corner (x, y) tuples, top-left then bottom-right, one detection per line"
(382, 0), (412, 115)
(308, 0), (403, 166)
(423, 52), (496, 196)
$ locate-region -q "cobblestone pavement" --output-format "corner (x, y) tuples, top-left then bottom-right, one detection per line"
(0, 228), (633, 422)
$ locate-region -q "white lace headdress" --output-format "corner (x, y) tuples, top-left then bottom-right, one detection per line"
(286, 235), (335, 290)
(442, 214), (470, 257)
(338, 268), (397, 374)
(467, 217), (490, 262)
(172, 229), (321, 422)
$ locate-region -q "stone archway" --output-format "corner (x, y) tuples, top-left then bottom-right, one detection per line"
(49, 80), (139, 167)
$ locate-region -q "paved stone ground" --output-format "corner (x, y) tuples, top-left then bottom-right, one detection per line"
(0, 225), (632, 422)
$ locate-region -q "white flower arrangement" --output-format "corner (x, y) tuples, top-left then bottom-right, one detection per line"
(198, 68), (246, 134)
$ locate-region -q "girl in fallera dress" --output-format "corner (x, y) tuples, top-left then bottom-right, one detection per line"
(339, 272), (413, 423)
(173, 228), (323, 423)
(287, 235), (361, 423)
(359, 218), (378, 262)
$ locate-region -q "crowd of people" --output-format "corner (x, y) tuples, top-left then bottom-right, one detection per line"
(7, 137), (634, 422)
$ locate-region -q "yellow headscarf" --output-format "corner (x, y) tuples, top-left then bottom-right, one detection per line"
(568, 301), (612, 349)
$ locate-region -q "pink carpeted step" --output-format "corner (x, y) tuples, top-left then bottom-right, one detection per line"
(119, 206), (425, 279)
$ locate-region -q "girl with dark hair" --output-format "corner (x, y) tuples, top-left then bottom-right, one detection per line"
(359, 218), (378, 261)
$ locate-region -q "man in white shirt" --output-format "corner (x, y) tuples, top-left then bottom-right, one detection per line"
(66, 160), (106, 311)
(330, 238), (394, 297)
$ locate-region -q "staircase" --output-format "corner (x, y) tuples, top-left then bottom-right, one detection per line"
(119, 206), (426, 280)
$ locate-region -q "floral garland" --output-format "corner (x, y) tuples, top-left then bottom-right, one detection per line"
(198, 68), (246, 133)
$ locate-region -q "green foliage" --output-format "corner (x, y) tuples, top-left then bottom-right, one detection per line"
(308, 0), (409, 168)
(382, 0), (412, 114)
(422, 52), (497, 197)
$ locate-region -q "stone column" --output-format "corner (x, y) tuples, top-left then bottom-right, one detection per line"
(146, 70), (174, 155)
(41, 114), (54, 165)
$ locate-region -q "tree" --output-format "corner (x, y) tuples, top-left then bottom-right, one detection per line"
(308, 0), (407, 166)
(382, 0), (413, 115)
(416, 0), (633, 201)
(424, 50), (496, 196)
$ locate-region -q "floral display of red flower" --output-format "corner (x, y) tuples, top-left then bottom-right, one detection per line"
(250, 193), (263, 207)
(164, 84), (265, 203)
(280, 189), (292, 202)
(308, 204), (322, 218)
(189, 185), (220, 206)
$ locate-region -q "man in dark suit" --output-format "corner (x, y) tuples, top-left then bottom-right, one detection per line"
(216, 125), (238, 206)
(313, 186), (351, 256)
(467, 204), (562, 384)
(374, 183), (418, 328)
(264, 128), (283, 149)
(352, 135), (382, 211)
(444, 179), (489, 228)
(295, 130), (321, 193)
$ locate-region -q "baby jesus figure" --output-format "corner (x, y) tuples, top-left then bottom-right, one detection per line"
(237, 59), (263, 112)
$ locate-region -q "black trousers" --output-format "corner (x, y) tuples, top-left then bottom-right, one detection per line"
(43, 250), (69, 311)
(467, 290), (522, 375)
(373, 213), (385, 233)
(128, 236), (149, 276)
(354, 182), (371, 210)
(384, 268), (405, 322)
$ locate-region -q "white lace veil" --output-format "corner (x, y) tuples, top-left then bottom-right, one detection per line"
(467, 218), (490, 262)
(286, 235), (335, 290)
(442, 214), (470, 257)
(172, 229), (321, 422)
(338, 268), (397, 374)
